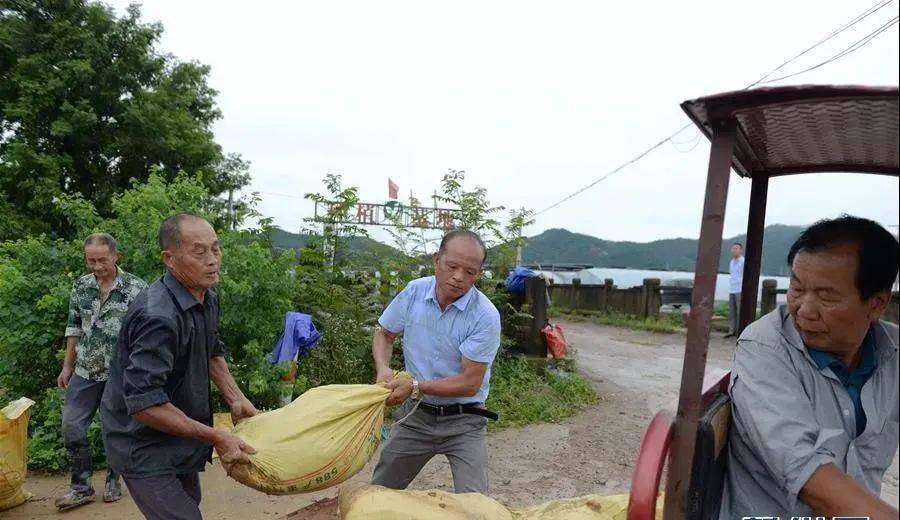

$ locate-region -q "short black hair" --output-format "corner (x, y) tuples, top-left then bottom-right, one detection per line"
(732, 242), (743, 248)
(84, 233), (118, 254)
(788, 215), (899, 300)
(437, 229), (487, 265)
(159, 213), (205, 251)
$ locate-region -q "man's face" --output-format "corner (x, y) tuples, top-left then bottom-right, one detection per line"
(84, 243), (119, 281)
(787, 243), (886, 354)
(163, 218), (222, 292)
(731, 244), (743, 259)
(433, 237), (483, 302)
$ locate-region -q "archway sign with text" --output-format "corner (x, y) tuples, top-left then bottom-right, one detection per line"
(313, 200), (461, 231)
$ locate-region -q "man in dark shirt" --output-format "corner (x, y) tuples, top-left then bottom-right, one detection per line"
(101, 214), (257, 520)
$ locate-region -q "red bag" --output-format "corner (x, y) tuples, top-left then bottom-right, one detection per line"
(541, 324), (568, 359)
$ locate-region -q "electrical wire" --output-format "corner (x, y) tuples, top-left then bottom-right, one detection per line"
(533, 2), (898, 217)
(761, 16), (899, 85)
(745, 0), (894, 88)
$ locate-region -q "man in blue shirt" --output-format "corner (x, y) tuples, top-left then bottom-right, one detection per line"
(725, 242), (745, 338)
(371, 230), (502, 493)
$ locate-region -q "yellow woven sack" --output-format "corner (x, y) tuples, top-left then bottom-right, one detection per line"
(511, 493), (637, 519)
(217, 374), (410, 494)
(340, 485), (662, 520)
(1, 397), (35, 511)
(339, 485), (514, 520)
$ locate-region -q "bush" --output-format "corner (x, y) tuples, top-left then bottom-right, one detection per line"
(0, 236), (83, 399)
(26, 389), (107, 471)
(486, 355), (597, 429)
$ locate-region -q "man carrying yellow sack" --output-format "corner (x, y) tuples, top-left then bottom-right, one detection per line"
(101, 214), (257, 520)
(372, 229), (502, 494)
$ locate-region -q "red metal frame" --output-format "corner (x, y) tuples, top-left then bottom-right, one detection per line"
(628, 372), (731, 520)
(627, 409), (675, 520)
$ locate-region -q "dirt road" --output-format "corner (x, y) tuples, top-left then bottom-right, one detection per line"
(7, 319), (898, 518)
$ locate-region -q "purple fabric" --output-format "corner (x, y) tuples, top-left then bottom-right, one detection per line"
(269, 312), (321, 364)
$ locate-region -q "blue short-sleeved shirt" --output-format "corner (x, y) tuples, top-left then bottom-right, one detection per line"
(378, 276), (502, 405)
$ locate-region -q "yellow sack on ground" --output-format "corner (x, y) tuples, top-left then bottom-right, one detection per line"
(511, 493), (636, 519)
(218, 374), (410, 495)
(1, 397), (35, 511)
(340, 485), (662, 520)
(339, 485), (514, 520)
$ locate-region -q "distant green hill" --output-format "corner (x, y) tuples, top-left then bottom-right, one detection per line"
(268, 227), (403, 266)
(269, 225), (804, 276)
(521, 225), (804, 276)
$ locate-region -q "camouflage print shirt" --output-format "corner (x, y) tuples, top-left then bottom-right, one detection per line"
(65, 268), (148, 381)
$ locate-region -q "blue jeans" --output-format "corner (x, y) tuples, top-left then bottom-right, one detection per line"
(62, 374), (118, 494)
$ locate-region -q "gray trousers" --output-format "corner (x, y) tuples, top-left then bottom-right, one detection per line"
(372, 400), (489, 493)
(729, 292), (741, 334)
(124, 473), (202, 520)
(62, 374), (119, 494)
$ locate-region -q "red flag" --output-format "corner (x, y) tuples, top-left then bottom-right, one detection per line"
(388, 178), (399, 199)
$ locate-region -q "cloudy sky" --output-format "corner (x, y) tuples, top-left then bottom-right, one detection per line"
(109, 0), (899, 245)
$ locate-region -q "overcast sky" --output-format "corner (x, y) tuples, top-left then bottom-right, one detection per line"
(110, 0), (899, 246)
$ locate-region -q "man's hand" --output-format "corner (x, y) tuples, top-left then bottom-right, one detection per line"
(376, 367), (394, 385)
(386, 377), (413, 406)
(57, 365), (74, 389)
(214, 431), (256, 476)
(230, 397), (259, 425)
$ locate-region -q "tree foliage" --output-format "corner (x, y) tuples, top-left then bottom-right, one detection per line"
(0, 1), (248, 239)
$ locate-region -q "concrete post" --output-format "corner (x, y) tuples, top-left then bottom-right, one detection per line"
(572, 278), (581, 312)
(643, 278), (662, 318)
(524, 276), (549, 357)
(603, 278), (614, 313)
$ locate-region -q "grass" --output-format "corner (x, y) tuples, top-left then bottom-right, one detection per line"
(550, 308), (685, 334)
(486, 355), (598, 430)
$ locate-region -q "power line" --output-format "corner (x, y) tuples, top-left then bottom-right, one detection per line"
(533, 1), (897, 217)
(745, 0), (894, 88)
(761, 16), (899, 85)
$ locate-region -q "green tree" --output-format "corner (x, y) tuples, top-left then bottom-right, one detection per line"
(436, 169), (505, 242)
(303, 174), (368, 269)
(0, 1), (246, 239)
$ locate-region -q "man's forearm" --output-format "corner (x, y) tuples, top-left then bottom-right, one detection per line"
(63, 336), (78, 368)
(419, 373), (481, 398)
(372, 329), (394, 373)
(801, 463), (898, 520)
(133, 402), (221, 446)
(209, 356), (246, 407)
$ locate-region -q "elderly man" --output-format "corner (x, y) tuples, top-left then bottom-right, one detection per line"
(371, 229), (502, 493)
(101, 214), (257, 520)
(722, 216), (899, 519)
(56, 233), (147, 511)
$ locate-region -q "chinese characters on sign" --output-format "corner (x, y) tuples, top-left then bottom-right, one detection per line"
(315, 201), (461, 231)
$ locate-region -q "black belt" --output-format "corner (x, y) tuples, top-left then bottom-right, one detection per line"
(417, 402), (499, 421)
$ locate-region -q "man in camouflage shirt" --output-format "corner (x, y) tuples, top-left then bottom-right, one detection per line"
(56, 233), (147, 511)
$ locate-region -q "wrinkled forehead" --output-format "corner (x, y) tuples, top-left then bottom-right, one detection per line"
(84, 243), (115, 258)
(440, 237), (484, 267)
(178, 219), (219, 248)
(791, 245), (859, 286)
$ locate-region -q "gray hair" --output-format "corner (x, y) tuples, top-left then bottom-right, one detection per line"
(84, 233), (118, 254)
(158, 213), (205, 251)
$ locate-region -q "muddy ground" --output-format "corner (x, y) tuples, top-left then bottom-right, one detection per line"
(7, 319), (898, 518)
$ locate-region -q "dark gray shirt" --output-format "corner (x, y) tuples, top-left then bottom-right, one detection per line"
(101, 271), (226, 478)
(721, 304), (899, 518)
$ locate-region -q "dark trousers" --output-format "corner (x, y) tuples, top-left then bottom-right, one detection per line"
(62, 374), (119, 494)
(124, 473), (202, 520)
(728, 292), (742, 334)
